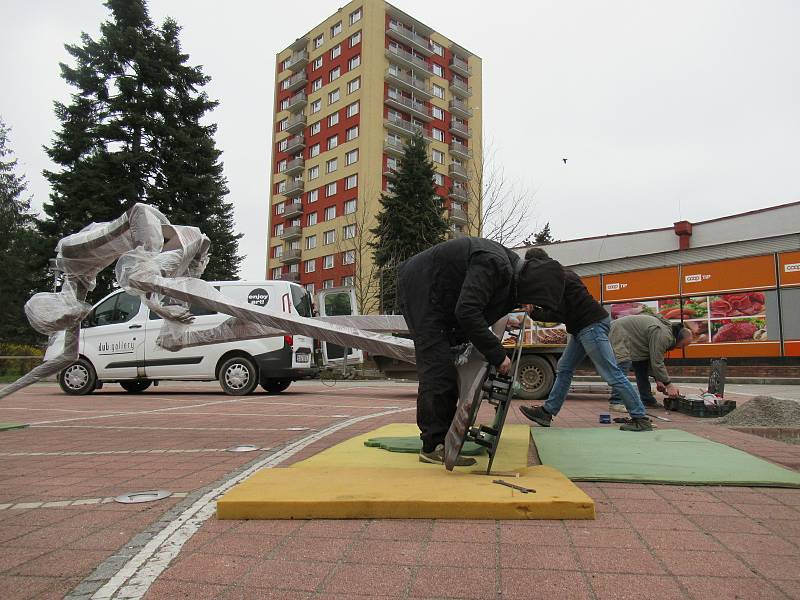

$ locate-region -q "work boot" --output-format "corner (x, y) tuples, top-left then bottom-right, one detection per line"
(519, 405), (552, 427)
(419, 444), (476, 467)
(619, 416), (653, 432)
(608, 403), (628, 413)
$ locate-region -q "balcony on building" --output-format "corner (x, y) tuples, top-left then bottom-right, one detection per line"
(450, 207), (469, 225)
(450, 185), (468, 202)
(449, 162), (469, 181)
(385, 46), (432, 78)
(285, 91), (307, 113)
(450, 55), (471, 77)
(384, 68), (433, 99)
(384, 114), (428, 139)
(280, 226), (303, 242)
(284, 134), (305, 155)
(449, 226), (466, 239)
(279, 248), (302, 263)
(386, 20), (433, 56)
(449, 141), (472, 160)
(449, 120), (472, 139)
(384, 137), (407, 157)
(275, 270), (300, 282)
(449, 78), (472, 98)
(285, 71), (307, 93)
(283, 177), (304, 198)
(288, 35), (308, 52)
(282, 201), (303, 219)
(286, 50), (308, 73)
(449, 98), (473, 119)
(284, 157), (304, 176)
(385, 90), (432, 122)
(285, 114), (306, 135)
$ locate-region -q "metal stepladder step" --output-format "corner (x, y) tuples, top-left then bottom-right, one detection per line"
(445, 316), (527, 473)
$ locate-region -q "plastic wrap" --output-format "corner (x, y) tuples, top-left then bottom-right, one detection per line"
(24, 292), (91, 335)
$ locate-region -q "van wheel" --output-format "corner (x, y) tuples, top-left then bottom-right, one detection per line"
(59, 359), (97, 396)
(120, 380), (152, 393)
(516, 355), (555, 400)
(261, 378), (291, 394)
(219, 356), (259, 396)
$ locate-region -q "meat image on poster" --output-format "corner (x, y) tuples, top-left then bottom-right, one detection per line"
(502, 312), (567, 346)
(609, 301), (659, 320)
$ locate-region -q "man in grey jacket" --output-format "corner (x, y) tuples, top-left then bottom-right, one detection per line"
(608, 314), (693, 415)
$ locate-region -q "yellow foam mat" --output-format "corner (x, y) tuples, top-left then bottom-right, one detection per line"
(217, 424), (594, 520)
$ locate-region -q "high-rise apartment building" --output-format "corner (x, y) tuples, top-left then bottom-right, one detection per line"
(266, 0), (482, 306)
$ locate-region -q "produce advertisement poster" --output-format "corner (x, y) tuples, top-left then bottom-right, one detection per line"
(609, 293), (768, 344)
(503, 312), (567, 346)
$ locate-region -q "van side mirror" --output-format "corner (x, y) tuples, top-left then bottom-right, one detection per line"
(82, 311), (94, 328)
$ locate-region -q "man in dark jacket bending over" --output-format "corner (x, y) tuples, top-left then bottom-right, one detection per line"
(397, 237), (566, 466)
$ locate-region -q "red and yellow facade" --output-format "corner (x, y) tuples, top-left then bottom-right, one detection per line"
(266, 0), (482, 305)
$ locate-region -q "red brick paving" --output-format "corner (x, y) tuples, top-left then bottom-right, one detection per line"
(0, 381), (798, 599)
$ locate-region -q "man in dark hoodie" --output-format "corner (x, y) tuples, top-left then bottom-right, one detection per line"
(397, 237), (566, 466)
(518, 248), (653, 432)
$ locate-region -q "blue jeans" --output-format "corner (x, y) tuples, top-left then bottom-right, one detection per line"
(610, 360), (658, 405)
(543, 317), (646, 419)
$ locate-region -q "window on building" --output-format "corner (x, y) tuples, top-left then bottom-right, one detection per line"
(329, 66), (340, 82)
(273, 245), (283, 258)
(304, 259), (316, 273)
(326, 182), (337, 198)
(344, 199), (357, 214)
(327, 135), (338, 150)
(346, 125), (359, 141)
(322, 278), (334, 288)
(289, 263), (300, 273)
(349, 31), (361, 47)
(323, 256), (334, 270)
(348, 55), (360, 70)
(305, 282), (315, 293)
(432, 63), (443, 77)
(328, 112), (339, 126)
(331, 21), (342, 37)
(308, 165), (319, 180)
(272, 267), (282, 279)
(331, 44), (341, 60)
(278, 118), (288, 131)
(278, 139), (288, 152)
(346, 101), (359, 117)
(277, 159), (287, 172)
(274, 223), (284, 236)
(431, 41), (443, 56)
(432, 106), (444, 120)
(323, 229), (336, 245)
(326, 158), (337, 173)
(280, 77), (291, 91)
(310, 99), (321, 114)
(307, 212), (318, 226)
(325, 205), (336, 220)
(345, 149), (358, 166)
(343, 224), (356, 239)
(347, 77), (360, 93)
(349, 7), (362, 24)
(310, 120), (321, 135)
(306, 235), (317, 250)
(280, 98), (289, 110)
(311, 77), (322, 92)
(342, 275), (354, 286)
(277, 181), (286, 194)
(342, 250), (355, 265)
(312, 56), (323, 70)
(432, 149), (444, 164)
(328, 88), (340, 104)
(432, 128), (444, 142)
(313, 34), (324, 48)
(308, 188), (318, 203)
(309, 143), (320, 158)
(344, 175), (357, 190)
(433, 172), (444, 186)
(432, 84), (444, 99)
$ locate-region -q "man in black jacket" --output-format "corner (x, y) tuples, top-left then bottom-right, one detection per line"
(397, 237), (566, 466)
(519, 248), (652, 432)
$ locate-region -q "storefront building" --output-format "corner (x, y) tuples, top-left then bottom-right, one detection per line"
(516, 201), (800, 375)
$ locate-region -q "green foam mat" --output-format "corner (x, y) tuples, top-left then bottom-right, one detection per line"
(0, 423), (29, 432)
(365, 436), (485, 456)
(531, 428), (800, 488)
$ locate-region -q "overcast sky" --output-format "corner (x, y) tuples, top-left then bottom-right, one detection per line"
(2, 0), (798, 279)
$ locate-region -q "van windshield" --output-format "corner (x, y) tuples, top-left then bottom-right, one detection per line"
(291, 286), (313, 317)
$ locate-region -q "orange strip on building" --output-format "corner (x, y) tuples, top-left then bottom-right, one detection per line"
(680, 255), (776, 295)
(784, 341), (800, 357)
(581, 275), (601, 302)
(779, 251), (800, 287)
(684, 342), (781, 358)
(601, 266), (679, 303)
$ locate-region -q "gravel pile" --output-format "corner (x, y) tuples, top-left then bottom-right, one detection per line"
(715, 396), (800, 427)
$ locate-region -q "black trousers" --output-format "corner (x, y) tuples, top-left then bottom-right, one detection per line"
(398, 260), (459, 453)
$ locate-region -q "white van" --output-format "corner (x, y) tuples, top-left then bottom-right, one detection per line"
(48, 281), (317, 396)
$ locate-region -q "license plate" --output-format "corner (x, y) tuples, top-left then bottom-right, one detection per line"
(295, 353), (310, 363)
